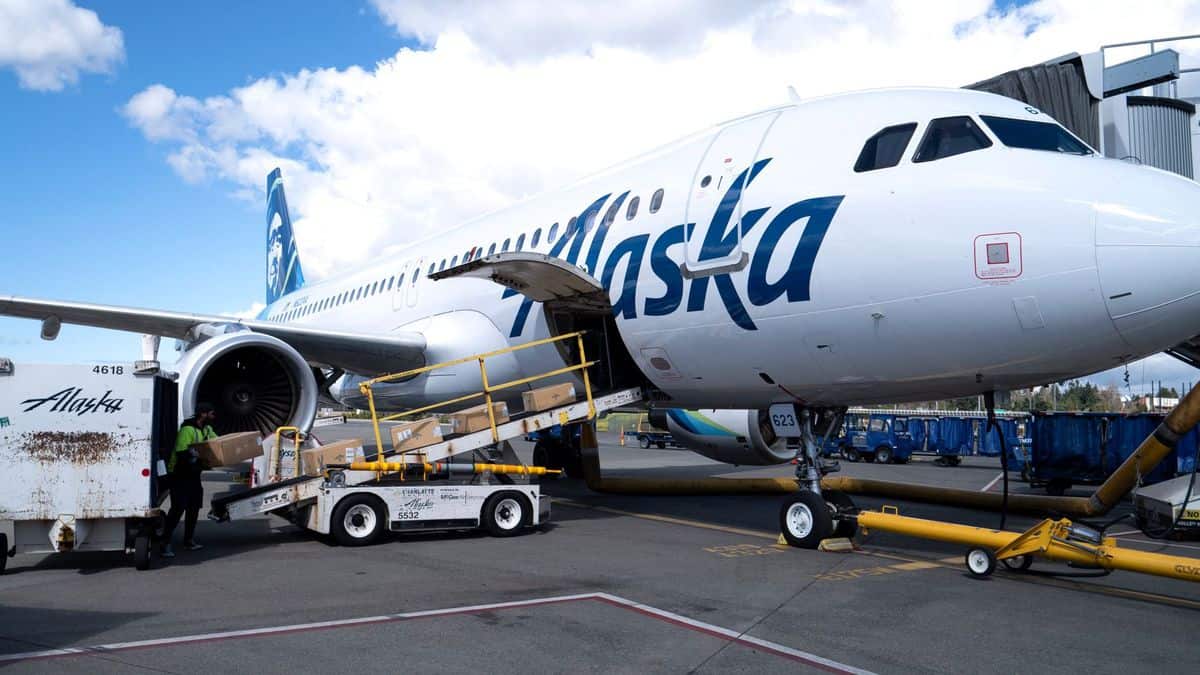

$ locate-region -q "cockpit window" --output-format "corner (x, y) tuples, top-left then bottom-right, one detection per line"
(913, 116), (992, 163)
(854, 123), (917, 172)
(980, 115), (1092, 155)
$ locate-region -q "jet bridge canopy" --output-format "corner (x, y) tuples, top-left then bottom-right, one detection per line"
(429, 252), (610, 312)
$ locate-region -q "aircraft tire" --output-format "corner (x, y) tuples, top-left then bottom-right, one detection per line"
(779, 491), (832, 549)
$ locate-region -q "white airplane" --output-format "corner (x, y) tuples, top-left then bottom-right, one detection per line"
(4, 87), (1200, 478)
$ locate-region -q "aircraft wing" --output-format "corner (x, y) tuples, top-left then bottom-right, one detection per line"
(0, 295), (426, 375)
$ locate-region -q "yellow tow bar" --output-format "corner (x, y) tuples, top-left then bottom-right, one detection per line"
(858, 506), (1200, 582)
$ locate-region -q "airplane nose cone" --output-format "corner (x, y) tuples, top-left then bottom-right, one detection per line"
(1096, 164), (1200, 352)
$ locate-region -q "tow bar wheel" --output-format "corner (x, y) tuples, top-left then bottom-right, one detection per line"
(779, 491), (832, 549)
(965, 547), (997, 578)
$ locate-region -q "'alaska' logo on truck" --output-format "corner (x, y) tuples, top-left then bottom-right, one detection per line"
(506, 158), (843, 336)
(20, 388), (125, 416)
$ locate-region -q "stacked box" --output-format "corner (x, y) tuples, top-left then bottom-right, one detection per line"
(299, 439), (366, 475)
(522, 382), (577, 412)
(448, 401), (510, 434)
(193, 432), (262, 468)
(390, 417), (444, 452)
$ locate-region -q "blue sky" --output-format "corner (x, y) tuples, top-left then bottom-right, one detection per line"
(0, 2), (415, 363)
(0, 0), (1196, 399)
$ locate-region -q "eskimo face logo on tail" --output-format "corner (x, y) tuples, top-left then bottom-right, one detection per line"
(267, 212), (284, 297)
(507, 158), (843, 336)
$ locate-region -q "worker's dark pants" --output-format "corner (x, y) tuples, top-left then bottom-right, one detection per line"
(162, 472), (204, 545)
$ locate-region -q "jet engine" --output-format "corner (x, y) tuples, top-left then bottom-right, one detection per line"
(649, 408), (792, 465)
(176, 329), (317, 435)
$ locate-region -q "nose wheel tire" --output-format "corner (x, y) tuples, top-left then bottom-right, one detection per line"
(779, 491), (833, 549)
(965, 547), (997, 578)
(332, 494), (387, 547)
(483, 492), (530, 537)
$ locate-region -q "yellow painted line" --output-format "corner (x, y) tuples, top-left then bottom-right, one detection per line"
(554, 498), (779, 541)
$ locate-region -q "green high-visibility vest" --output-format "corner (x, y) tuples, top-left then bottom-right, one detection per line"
(170, 424), (217, 472)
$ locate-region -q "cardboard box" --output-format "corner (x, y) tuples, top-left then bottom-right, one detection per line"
(193, 431), (262, 468)
(300, 439), (365, 476)
(522, 382), (577, 412)
(448, 401), (509, 434)
(390, 417), (444, 452)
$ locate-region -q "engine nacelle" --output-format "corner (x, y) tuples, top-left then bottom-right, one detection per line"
(176, 329), (317, 435)
(651, 408), (792, 465)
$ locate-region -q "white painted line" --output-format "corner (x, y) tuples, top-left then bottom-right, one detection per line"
(591, 592), (875, 675)
(980, 472), (1004, 492)
(0, 592), (874, 674)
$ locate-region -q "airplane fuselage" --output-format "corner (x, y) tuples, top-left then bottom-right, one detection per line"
(260, 88), (1200, 411)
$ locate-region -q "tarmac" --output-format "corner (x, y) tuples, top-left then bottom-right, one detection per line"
(3, 419), (1200, 674)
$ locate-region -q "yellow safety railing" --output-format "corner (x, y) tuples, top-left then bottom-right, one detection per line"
(357, 331), (597, 476)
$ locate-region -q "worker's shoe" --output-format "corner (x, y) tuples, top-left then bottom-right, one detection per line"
(160, 544), (176, 558)
(183, 541), (203, 551)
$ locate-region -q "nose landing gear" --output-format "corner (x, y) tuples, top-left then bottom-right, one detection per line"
(777, 406), (857, 549)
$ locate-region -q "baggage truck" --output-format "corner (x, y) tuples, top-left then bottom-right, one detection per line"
(0, 360), (176, 573)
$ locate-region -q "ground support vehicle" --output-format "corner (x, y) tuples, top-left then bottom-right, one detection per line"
(210, 332), (643, 544)
(624, 428), (675, 449)
(0, 361), (176, 573)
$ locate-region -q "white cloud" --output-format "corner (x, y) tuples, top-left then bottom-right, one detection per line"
(0, 0), (123, 91)
(123, 1), (1200, 279)
(370, 0), (778, 61)
(227, 302), (267, 320)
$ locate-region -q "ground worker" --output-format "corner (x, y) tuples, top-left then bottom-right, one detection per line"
(160, 402), (217, 557)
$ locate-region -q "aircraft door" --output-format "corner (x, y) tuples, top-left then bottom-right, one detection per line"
(684, 111), (780, 275)
(408, 257), (425, 308)
(392, 260), (410, 311)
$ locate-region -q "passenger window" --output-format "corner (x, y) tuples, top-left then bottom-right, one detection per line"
(438, 259), (446, 271)
(854, 123), (917, 172)
(601, 199), (621, 229)
(451, 255), (458, 267)
(549, 222), (559, 242)
(532, 228), (541, 248)
(913, 116), (992, 163)
(387, 276), (394, 291)
(488, 242), (497, 255)
(428, 263), (435, 275)
(700, 175), (711, 188)
(979, 116), (1092, 155)
(516, 233), (525, 251)
(370, 282), (378, 295)
(650, 188), (664, 213)
(502, 238), (510, 252)
(398, 273), (405, 287)
(626, 196), (639, 220)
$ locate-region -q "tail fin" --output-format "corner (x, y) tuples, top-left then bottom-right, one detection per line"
(266, 168), (306, 304)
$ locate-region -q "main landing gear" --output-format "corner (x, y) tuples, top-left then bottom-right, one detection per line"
(778, 406), (857, 549)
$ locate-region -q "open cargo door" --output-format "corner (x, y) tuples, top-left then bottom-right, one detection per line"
(431, 252), (645, 393)
(430, 252), (609, 312)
